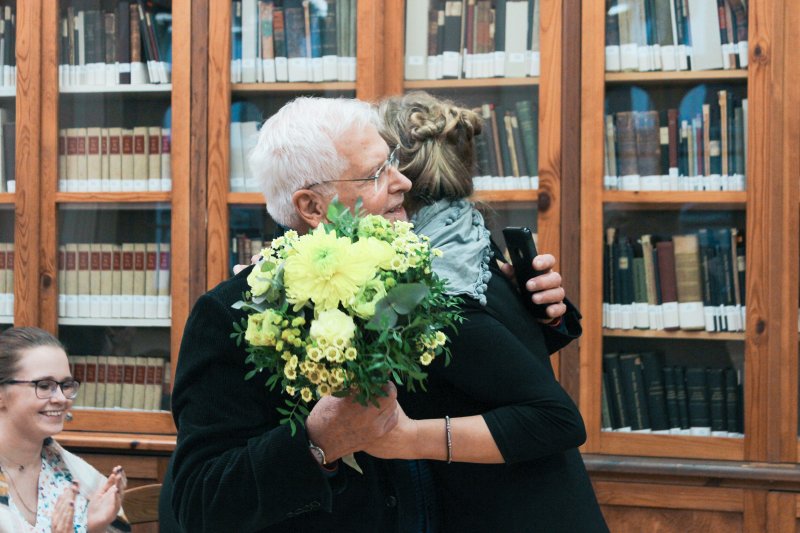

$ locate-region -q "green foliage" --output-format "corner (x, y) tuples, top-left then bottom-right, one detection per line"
(231, 199), (463, 433)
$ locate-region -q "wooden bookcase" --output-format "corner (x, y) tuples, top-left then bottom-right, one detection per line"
(579, 0), (800, 531)
(4, 1), (800, 527)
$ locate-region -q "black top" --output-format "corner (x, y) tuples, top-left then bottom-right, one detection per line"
(159, 267), (424, 533)
(158, 264), (586, 532)
(398, 260), (609, 533)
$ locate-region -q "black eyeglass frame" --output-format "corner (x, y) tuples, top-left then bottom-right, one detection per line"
(2, 379), (81, 400)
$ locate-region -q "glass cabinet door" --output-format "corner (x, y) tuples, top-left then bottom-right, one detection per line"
(582, 0), (750, 460)
(53, 0), (175, 428)
(401, 0), (557, 273)
(0, 0), (15, 329)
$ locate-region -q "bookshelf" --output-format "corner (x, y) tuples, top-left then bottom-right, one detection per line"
(0, 0), (194, 485)
(388, 0), (564, 325)
(581, 0), (800, 530)
(3, 0), (800, 521)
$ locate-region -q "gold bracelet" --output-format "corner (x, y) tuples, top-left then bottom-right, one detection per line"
(445, 415), (452, 463)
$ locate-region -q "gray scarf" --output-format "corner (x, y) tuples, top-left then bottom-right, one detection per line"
(412, 199), (493, 305)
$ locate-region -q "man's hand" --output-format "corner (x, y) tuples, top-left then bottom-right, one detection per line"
(305, 382), (400, 463)
(500, 253), (566, 323)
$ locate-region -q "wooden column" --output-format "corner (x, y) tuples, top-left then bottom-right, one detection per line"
(205, 0), (233, 290)
(13, 0), (43, 327)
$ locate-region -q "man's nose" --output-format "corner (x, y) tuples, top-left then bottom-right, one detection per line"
(388, 166), (412, 193)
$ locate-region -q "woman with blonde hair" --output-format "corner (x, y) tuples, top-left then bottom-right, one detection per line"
(0, 327), (129, 532)
(365, 92), (608, 532)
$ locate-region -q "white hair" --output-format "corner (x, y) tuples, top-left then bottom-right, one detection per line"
(248, 97), (380, 227)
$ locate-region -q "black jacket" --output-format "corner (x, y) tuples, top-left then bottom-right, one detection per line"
(398, 260), (609, 533)
(159, 267), (423, 533)
(158, 263), (587, 532)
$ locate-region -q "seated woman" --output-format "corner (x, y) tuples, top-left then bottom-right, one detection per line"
(0, 327), (129, 532)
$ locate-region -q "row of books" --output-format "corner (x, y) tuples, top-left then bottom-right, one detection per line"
(58, 126), (171, 192)
(602, 352), (743, 437)
(58, 242), (171, 320)
(230, 120), (260, 192)
(604, 227), (745, 332)
(232, 234), (267, 269)
(0, 109), (13, 193)
(605, 0), (748, 72)
(0, 242), (13, 317)
(471, 175), (538, 191)
(70, 355), (168, 411)
(474, 101), (539, 182)
(231, 0), (357, 83)
(0, 3), (15, 87)
(59, 0), (171, 87)
(405, 0), (541, 80)
(605, 94), (748, 192)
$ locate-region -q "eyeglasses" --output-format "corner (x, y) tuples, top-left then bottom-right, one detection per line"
(308, 146), (400, 192)
(3, 379), (81, 400)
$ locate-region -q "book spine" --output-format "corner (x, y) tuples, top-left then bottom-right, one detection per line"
(619, 353), (651, 430)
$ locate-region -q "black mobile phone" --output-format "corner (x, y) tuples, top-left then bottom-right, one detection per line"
(502, 226), (550, 319)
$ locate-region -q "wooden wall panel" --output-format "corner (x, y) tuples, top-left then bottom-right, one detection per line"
(595, 481), (749, 533)
(600, 507), (743, 533)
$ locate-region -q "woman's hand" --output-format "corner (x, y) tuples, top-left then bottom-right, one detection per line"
(51, 483), (78, 533)
(86, 466), (126, 533)
(499, 253), (566, 323)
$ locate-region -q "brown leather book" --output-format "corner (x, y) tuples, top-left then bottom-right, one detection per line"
(615, 111), (638, 176)
(656, 240), (679, 329)
(635, 110), (661, 177)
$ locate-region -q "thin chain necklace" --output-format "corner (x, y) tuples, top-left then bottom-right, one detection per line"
(0, 450), (26, 471)
(0, 463), (38, 519)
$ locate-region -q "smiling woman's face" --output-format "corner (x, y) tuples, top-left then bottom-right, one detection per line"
(0, 345), (73, 444)
(332, 124), (411, 222)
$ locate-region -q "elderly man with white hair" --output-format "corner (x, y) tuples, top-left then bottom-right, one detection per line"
(159, 97), (573, 533)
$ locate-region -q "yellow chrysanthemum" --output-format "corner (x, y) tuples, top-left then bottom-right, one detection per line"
(419, 352), (434, 366)
(284, 226), (379, 310)
(300, 387), (313, 403)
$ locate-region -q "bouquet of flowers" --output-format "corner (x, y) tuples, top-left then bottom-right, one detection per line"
(232, 200), (462, 434)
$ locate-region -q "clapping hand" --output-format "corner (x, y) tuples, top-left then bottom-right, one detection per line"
(86, 466), (126, 533)
(51, 482), (79, 533)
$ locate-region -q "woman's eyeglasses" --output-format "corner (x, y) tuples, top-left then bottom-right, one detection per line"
(3, 379), (81, 400)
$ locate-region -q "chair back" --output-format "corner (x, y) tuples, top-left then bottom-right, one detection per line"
(124, 483), (162, 525)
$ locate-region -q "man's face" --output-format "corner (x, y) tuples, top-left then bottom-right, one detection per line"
(332, 124), (411, 222)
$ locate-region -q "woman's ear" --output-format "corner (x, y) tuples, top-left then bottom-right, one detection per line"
(292, 189), (328, 230)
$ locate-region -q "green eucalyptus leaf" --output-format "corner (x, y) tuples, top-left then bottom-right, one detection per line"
(387, 283), (429, 314)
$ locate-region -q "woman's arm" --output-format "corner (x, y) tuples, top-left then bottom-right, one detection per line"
(364, 311), (586, 464)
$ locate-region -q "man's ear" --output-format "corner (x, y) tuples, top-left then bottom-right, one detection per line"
(292, 189), (328, 230)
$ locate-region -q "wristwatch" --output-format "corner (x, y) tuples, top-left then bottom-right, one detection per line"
(308, 440), (327, 465)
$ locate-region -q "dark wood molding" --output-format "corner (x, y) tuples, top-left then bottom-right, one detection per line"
(558, 0), (581, 403)
(585, 454), (800, 492)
